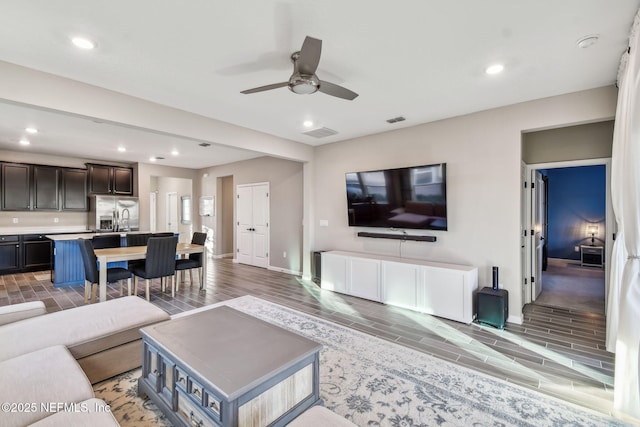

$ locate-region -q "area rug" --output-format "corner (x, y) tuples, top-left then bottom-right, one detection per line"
(94, 295), (629, 426)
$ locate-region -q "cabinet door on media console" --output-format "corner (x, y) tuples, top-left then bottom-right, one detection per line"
(381, 260), (421, 310)
(321, 252), (349, 294)
(349, 257), (381, 302)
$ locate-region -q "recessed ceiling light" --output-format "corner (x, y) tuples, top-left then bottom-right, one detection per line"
(71, 37), (95, 50)
(149, 157), (157, 162)
(171, 150), (179, 156)
(576, 35), (599, 49)
(485, 64), (504, 75)
(303, 120), (314, 128)
(25, 127), (38, 134)
(118, 147), (126, 152)
(19, 139), (30, 146)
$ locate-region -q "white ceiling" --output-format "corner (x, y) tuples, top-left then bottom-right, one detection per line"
(0, 1), (637, 169)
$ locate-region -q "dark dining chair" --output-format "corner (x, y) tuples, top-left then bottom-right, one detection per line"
(126, 233), (152, 271)
(131, 236), (178, 301)
(78, 239), (132, 303)
(152, 232), (175, 238)
(92, 234), (121, 249)
(175, 232), (207, 289)
(126, 233), (152, 247)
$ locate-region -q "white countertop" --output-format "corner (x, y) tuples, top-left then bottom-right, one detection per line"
(46, 230), (166, 241)
(0, 226), (90, 235)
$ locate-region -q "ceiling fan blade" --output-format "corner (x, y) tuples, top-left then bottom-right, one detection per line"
(318, 80), (359, 100)
(297, 36), (322, 75)
(241, 82), (289, 94)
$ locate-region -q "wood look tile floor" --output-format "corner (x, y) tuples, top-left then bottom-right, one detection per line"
(0, 259), (619, 420)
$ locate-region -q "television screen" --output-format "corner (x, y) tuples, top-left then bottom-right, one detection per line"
(345, 163), (447, 230)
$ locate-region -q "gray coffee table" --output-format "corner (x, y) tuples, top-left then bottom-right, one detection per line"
(138, 305), (322, 427)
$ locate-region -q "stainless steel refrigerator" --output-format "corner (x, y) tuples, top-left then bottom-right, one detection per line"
(88, 195), (140, 232)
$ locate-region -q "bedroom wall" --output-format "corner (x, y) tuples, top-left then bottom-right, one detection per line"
(311, 86), (617, 322)
(545, 165), (606, 260)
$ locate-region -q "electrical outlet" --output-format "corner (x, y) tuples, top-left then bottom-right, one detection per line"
(12, 217), (18, 224)
(283, 251), (287, 258)
(54, 217), (59, 223)
(574, 246), (579, 252)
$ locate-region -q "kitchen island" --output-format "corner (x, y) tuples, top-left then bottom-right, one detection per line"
(46, 232), (172, 287)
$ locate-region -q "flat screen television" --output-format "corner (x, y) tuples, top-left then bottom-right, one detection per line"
(345, 163), (447, 231)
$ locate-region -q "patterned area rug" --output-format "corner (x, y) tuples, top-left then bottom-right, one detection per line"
(94, 295), (629, 426)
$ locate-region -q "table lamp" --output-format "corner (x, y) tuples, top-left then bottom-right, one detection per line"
(587, 225), (598, 246)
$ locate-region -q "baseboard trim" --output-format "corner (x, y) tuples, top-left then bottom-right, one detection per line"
(212, 253), (233, 259)
(268, 266), (302, 276)
(507, 314), (523, 325)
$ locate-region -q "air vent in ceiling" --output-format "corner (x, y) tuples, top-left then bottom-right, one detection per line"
(302, 127), (338, 138)
(155, 156), (165, 160)
(386, 116), (406, 124)
(199, 142), (211, 147)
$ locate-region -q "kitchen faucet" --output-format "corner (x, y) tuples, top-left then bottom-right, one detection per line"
(121, 208), (130, 231)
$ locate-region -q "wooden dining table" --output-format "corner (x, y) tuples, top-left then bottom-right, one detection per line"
(93, 243), (206, 303)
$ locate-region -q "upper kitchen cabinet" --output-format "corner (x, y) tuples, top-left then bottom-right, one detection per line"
(33, 165), (60, 210)
(1, 163), (31, 210)
(1, 163), (60, 210)
(88, 164), (133, 195)
(1, 163), (88, 211)
(60, 168), (88, 211)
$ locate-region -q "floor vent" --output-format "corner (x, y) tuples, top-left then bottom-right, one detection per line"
(303, 127), (338, 138)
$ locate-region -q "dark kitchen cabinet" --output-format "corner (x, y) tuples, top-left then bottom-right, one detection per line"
(33, 165), (60, 210)
(88, 164), (133, 195)
(0, 235), (20, 273)
(1, 163), (30, 210)
(113, 167), (133, 194)
(22, 235), (52, 271)
(61, 168), (88, 211)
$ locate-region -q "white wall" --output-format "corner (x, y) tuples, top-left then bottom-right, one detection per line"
(196, 156), (303, 274)
(311, 86), (617, 321)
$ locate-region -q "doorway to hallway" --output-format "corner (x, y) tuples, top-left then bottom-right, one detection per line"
(524, 159), (611, 315)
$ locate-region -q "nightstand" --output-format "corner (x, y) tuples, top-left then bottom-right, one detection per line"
(580, 245), (603, 268)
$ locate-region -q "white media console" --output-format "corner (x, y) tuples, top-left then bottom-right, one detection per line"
(321, 250), (478, 324)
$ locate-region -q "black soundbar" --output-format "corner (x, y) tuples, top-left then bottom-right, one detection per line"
(357, 232), (436, 242)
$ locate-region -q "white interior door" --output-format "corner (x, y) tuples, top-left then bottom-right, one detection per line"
(236, 183), (269, 268)
(532, 171), (545, 300)
(149, 192), (157, 232)
(236, 185), (253, 265)
(166, 192), (178, 233)
(251, 183), (269, 268)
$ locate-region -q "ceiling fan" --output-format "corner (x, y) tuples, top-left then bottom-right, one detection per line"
(241, 36), (358, 101)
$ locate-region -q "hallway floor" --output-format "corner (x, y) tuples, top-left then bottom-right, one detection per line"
(538, 258), (605, 314)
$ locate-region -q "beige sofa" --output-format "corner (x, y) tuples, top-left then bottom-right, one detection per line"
(0, 296), (169, 426)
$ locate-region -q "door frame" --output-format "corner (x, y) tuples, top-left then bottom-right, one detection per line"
(522, 158), (613, 311)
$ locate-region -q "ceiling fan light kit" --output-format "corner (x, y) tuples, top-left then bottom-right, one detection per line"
(241, 36), (358, 100)
(289, 72), (319, 94)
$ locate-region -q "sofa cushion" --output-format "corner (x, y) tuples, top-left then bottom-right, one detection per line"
(29, 398), (120, 427)
(0, 345), (94, 427)
(0, 296), (169, 362)
(0, 301), (46, 326)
